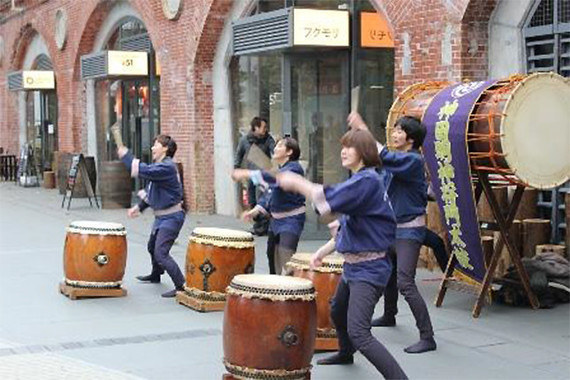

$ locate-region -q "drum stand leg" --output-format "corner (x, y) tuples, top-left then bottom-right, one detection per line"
(435, 172), (539, 317)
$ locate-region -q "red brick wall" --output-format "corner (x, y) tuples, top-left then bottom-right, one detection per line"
(0, 0), (497, 213)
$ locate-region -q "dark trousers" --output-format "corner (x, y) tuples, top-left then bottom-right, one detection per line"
(331, 279), (408, 379)
(424, 229), (448, 272)
(266, 231), (300, 275)
(247, 179), (257, 207)
(383, 239), (434, 340)
(148, 228), (185, 288)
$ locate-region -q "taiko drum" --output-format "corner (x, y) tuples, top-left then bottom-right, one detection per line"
(386, 73), (570, 189)
(63, 221), (127, 288)
(287, 253), (344, 350)
(223, 274), (317, 380)
(185, 228), (255, 294)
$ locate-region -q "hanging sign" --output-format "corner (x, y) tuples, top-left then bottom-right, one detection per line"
(107, 51), (148, 76)
(22, 71), (55, 90)
(360, 11), (394, 48)
(293, 9), (349, 47)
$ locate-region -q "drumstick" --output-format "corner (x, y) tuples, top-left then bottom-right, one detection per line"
(109, 122), (124, 148)
(351, 86), (360, 114)
(246, 144), (277, 175)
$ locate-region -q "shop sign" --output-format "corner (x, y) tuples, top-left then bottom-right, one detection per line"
(360, 11), (394, 48)
(107, 51), (148, 76)
(23, 71), (55, 90)
(293, 9), (349, 47)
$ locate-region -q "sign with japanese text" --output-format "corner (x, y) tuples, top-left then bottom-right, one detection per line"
(360, 11), (394, 48)
(107, 51), (148, 76)
(22, 71), (55, 90)
(293, 9), (349, 47)
(422, 80), (497, 283)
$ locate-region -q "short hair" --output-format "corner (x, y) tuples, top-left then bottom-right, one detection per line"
(250, 117), (268, 131)
(339, 129), (381, 169)
(395, 116), (426, 149)
(154, 135), (177, 158)
(277, 136), (300, 161)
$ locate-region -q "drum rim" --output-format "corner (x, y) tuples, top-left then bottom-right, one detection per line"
(500, 72), (570, 189)
(230, 274), (314, 290)
(67, 220), (126, 235)
(289, 253), (344, 271)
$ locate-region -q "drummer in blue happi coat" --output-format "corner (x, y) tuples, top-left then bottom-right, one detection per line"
(232, 136), (305, 274)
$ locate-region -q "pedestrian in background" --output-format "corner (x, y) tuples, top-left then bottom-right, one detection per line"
(234, 116), (275, 236)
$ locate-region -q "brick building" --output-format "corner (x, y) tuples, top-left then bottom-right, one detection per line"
(0, 0), (564, 222)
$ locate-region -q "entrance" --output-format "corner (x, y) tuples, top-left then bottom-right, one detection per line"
(121, 79), (159, 190)
(290, 52), (349, 237)
(25, 90), (58, 175)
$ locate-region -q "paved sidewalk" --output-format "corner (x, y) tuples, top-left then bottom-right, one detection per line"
(0, 182), (569, 379)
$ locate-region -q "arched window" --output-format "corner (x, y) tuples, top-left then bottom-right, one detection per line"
(524, 0), (570, 76)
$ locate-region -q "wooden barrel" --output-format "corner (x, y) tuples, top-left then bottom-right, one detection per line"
(514, 188), (538, 220)
(481, 236), (494, 268)
(56, 153), (96, 198)
(496, 220), (523, 276)
(63, 221), (127, 288)
(43, 170), (56, 189)
(287, 253), (343, 351)
(535, 244), (566, 257)
(223, 274), (316, 380)
(100, 161), (132, 209)
(477, 186), (508, 223)
(522, 219), (551, 258)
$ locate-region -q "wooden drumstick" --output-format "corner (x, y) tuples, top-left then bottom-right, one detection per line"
(110, 122), (124, 148)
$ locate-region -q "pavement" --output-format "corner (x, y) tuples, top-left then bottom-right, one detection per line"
(0, 181), (569, 379)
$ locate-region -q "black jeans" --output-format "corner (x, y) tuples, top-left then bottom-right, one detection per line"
(331, 278), (408, 379)
(266, 231), (300, 274)
(147, 228), (185, 288)
(383, 239), (435, 340)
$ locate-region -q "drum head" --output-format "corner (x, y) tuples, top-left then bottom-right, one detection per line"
(228, 274), (315, 301)
(502, 73), (570, 189)
(67, 221), (126, 235)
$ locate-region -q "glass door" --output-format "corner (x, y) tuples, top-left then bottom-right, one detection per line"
(40, 91), (58, 172)
(291, 52), (349, 238)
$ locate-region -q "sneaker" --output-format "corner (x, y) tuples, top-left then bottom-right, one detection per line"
(316, 353), (354, 365)
(404, 337), (437, 354)
(136, 274), (161, 283)
(371, 315), (396, 327)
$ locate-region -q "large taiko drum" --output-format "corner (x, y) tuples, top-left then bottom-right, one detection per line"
(180, 227), (255, 311)
(223, 274), (317, 380)
(286, 252), (344, 351)
(387, 73), (570, 189)
(63, 221), (127, 289)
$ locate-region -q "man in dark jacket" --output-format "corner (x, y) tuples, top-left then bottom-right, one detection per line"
(234, 117), (275, 235)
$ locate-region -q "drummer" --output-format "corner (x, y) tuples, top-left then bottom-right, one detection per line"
(348, 112), (437, 354)
(232, 137), (305, 274)
(111, 126), (186, 298)
(277, 129), (407, 379)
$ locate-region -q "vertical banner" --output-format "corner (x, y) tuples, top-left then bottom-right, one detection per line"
(422, 80), (497, 283)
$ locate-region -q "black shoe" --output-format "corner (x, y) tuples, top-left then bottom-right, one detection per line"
(404, 337), (437, 354)
(316, 353), (354, 365)
(371, 315), (396, 327)
(161, 286), (183, 298)
(136, 274), (161, 283)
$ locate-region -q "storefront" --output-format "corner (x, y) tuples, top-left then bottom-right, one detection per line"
(230, 0), (394, 236)
(7, 52), (57, 180)
(81, 18), (159, 192)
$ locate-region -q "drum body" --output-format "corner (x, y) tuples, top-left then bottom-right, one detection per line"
(63, 221), (127, 288)
(185, 227), (254, 293)
(287, 253), (343, 349)
(386, 73), (570, 189)
(223, 274), (316, 380)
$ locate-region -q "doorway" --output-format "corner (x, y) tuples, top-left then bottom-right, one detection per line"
(290, 51), (350, 238)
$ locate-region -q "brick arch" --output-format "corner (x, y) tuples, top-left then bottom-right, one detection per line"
(9, 23), (53, 71)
